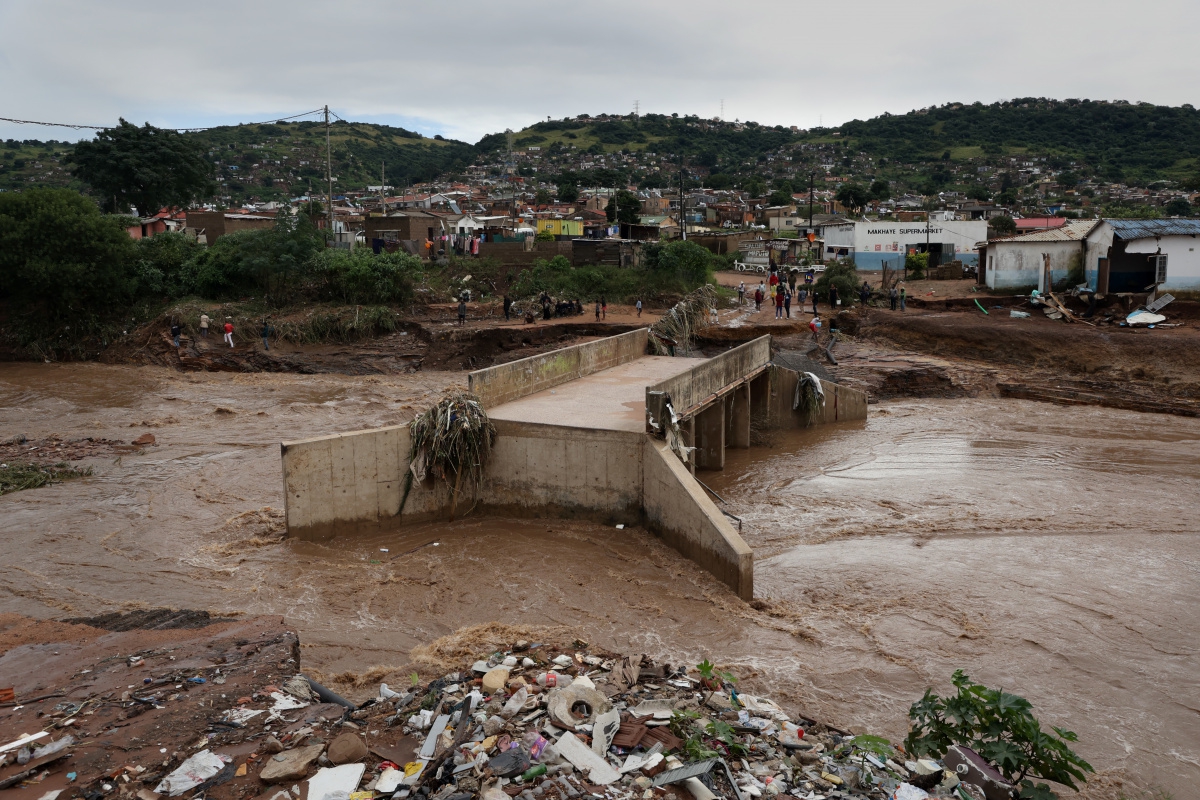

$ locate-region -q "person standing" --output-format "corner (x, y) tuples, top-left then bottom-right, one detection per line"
(774, 288), (785, 319)
(860, 280), (871, 305)
(595, 300), (601, 320)
(636, 299), (643, 318)
(170, 320), (181, 348)
(811, 288), (819, 316)
(223, 320), (234, 348)
(261, 319), (272, 350)
(601, 298), (607, 320)
(753, 287), (762, 311)
(458, 298), (467, 326)
(829, 283), (840, 309)
(503, 295), (512, 322)
(889, 284), (899, 311)
(737, 282), (746, 306)
(798, 287), (807, 306)
(783, 289), (792, 319)
(900, 284), (907, 312)
(199, 313), (209, 338)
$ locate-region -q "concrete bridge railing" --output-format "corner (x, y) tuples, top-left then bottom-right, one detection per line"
(281, 332), (867, 603)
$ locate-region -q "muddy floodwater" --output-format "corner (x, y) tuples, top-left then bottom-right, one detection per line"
(1, 363), (1198, 798)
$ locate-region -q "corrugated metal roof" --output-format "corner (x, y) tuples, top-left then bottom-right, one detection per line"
(1104, 218), (1200, 239)
(994, 220), (1098, 242)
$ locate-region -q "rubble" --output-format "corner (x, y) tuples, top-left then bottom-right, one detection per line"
(0, 621), (1009, 800)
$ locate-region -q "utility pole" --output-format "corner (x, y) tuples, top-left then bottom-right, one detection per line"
(324, 105), (334, 241)
(808, 171), (815, 231)
(679, 155), (686, 241)
(380, 161), (387, 215)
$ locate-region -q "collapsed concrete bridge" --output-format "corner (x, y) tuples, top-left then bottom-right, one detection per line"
(280, 330), (867, 600)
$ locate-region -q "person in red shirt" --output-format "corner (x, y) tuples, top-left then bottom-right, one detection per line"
(223, 321), (234, 348)
(774, 288), (785, 319)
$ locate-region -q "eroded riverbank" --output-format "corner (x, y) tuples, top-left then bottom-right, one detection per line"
(0, 364), (1196, 798)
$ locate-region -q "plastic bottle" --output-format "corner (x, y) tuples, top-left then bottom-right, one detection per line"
(502, 686), (528, 719)
(520, 765), (547, 782)
(536, 672), (572, 688)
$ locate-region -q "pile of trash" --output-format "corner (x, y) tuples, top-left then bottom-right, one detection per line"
(145, 641), (998, 800)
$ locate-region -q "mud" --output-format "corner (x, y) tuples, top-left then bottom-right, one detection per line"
(0, 612), (300, 800)
(1, 358), (1198, 797)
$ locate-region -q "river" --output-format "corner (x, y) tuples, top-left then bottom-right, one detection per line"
(0, 364), (1196, 798)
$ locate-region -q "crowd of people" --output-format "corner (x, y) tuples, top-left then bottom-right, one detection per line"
(736, 267), (909, 346)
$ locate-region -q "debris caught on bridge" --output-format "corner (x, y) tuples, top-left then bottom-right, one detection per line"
(792, 371), (825, 425)
(649, 286), (718, 357)
(401, 391), (497, 519)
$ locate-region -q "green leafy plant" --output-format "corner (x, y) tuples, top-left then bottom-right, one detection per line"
(904, 251), (928, 280)
(705, 719), (748, 756)
(696, 659), (736, 685)
(905, 670), (1094, 799)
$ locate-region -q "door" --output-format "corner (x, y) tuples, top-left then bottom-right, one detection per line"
(1097, 258), (1110, 294)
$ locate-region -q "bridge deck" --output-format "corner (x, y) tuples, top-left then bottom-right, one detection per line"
(487, 355), (707, 432)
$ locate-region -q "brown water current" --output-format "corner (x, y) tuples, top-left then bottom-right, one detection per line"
(1, 363), (1197, 797)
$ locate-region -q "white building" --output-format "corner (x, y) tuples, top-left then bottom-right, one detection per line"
(1085, 219), (1200, 293)
(977, 221), (1096, 291)
(819, 219), (988, 270)
(978, 218), (1200, 293)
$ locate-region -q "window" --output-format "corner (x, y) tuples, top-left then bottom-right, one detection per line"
(1152, 254), (1168, 284)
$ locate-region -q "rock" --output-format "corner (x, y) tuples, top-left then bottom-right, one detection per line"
(326, 733), (368, 765)
(259, 744), (324, 783)
(482, 667), (511, 694)
(263, 736), (284, 754)
(132, 433), (156, 446)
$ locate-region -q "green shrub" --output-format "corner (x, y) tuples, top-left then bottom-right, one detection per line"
(0, 188), (139, 324)
(905, 251), (928, 279)
(814, 260), (860, 307)
(308, 248), (423, 304)
(905, 670), (1093, 799)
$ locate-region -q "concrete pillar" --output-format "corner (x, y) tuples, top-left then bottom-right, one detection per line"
(728, 383), (750, 449)
(685, 417), (696, 475)
(695, 398), (725, 471)
(749, 372), (770, 425)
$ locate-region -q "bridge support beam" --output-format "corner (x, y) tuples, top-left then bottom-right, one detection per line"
(728, 382), (751, 449)
(694, 398), (725, 470)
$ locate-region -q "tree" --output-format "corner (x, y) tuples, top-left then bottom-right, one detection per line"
(70, 119), (216, 214)
(557, 181), (579, 203)
(869, 179), (891, 201)
(835, 183), (870, 215)
(605, 190), (642, 224)
(643, 240), (713, 285)
(997, 189), (1018, 207)
(0, 188), (139, 324)
(704, 173), (733, 190)
(744, 176), (767, 197)
(767, 188), (794, 207)
(1164, 197), (1193, 217)
(966, 185), (991, 202)
(534, 188), (552, 205)
(990, 214), (1017, 236)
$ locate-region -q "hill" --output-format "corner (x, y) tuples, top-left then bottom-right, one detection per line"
(4, 99), (1199, 204)
(0, 120), (475, 203)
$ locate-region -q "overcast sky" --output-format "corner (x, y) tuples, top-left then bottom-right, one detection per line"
(3, 0), (1198, 145)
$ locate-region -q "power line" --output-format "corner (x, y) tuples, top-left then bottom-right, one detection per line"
(0, 108), (327, 133)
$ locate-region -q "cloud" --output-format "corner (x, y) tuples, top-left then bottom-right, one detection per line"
(2, 0), (1199, 144)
